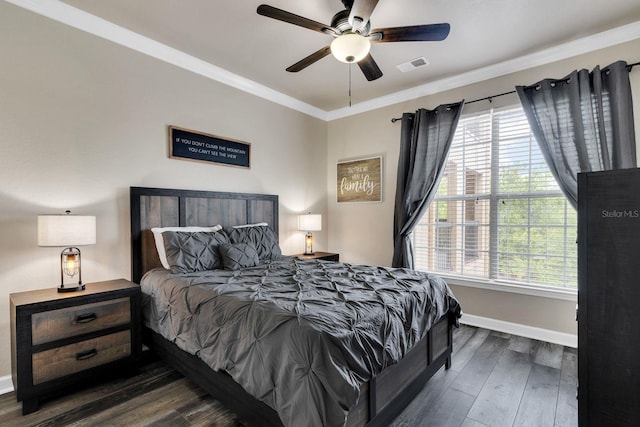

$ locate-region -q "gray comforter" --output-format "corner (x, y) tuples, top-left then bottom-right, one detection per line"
(141, 257), (461, 427)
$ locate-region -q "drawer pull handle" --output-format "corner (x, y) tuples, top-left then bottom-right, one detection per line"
(76, 349), (98, 361)
(75, 313), (97, 324)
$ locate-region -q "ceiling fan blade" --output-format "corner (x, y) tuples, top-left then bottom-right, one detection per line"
(286, 46), (332, 72)
(371, 23), (450, 42)
(257, 4), (335, 34)
(358, 54), (383, 81)
(349, 0), (380, 32)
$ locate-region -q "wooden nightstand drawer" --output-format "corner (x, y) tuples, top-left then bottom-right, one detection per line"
(32, 298), (130, 345)
(32, 330), (131, 385)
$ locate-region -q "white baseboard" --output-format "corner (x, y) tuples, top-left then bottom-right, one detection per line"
(461, 313), (577, 348)
(0, 374), (14, 396)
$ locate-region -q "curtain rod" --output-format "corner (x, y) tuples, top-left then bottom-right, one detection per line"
(390, 90), (514, 123)
(391, 60), (640, 123)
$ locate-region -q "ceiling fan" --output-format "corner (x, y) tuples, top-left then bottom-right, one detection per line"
(257, 0), (450, 81)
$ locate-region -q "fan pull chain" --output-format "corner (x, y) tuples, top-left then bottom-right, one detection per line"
(349, 63), (352, 107)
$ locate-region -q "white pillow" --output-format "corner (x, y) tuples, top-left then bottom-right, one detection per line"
(232, 222), (268, 228)
(151, 225), (222, 269)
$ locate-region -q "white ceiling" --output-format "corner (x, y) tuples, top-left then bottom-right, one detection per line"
(8, 0), (640, 119)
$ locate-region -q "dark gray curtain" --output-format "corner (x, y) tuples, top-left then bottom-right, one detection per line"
(516, 60), (636, 209)
(392, 102), (464, 268)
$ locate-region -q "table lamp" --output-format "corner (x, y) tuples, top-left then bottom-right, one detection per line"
(38, 211), (96, 292)
(298, 213), (322, 255)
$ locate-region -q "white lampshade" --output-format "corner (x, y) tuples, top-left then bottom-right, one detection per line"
(38, 215), (96, 247)
(298, 214), (322, 232)
(330, 33), (371, 63)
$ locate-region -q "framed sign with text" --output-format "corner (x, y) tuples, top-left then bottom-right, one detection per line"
(169, 126), (251, 168)
(337, 156), (382, 203)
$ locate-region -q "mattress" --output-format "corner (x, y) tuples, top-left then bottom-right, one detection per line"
(141, 257), (461, 427)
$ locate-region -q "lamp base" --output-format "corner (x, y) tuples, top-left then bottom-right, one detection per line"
(303, 251), (316, 256)
(57, 283), (85, 293)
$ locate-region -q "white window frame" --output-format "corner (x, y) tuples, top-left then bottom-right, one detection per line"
(412, 105), (577, 301)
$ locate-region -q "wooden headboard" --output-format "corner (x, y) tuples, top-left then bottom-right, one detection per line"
(130, 186), (279, 283)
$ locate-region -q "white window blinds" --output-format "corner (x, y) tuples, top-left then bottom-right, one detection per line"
(413, 106), (577, 289)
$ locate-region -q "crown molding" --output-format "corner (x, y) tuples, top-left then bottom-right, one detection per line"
(4, 0), (329, 121)
(6, 0), (640, 122)
(327, 19), (640, 120)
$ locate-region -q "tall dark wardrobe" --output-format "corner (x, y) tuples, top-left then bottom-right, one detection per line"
(578, 168), (640, 426)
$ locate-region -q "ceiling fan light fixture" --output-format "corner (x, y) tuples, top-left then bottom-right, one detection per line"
(330, 33), (371, 63)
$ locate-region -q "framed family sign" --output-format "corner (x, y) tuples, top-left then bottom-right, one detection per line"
(337, 156), (383, 203)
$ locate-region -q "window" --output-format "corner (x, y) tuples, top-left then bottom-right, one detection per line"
(413, 106), (577, 289)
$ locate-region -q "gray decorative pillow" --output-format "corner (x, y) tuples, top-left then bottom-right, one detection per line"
(162, 231), (229, 273)
(218, 243), (260, 270)
(224, 224), (282, 261)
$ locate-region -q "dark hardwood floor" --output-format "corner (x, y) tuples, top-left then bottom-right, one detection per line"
(391, 325), (577, 427)
(0, 325), (577, 427)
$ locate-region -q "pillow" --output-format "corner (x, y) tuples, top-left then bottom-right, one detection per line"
(162, 230), (229, 274)
(230, 222), (268, 228)
(224, 224), (282, 261)
(151, 225), (222, 269)
(218, 243), (260, 270)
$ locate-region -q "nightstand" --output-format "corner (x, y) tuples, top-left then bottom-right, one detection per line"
(293, 252), (340, 262)
(10, 279), (141, 415)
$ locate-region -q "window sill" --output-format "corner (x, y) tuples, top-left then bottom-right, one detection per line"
(437, 273), (577, 302)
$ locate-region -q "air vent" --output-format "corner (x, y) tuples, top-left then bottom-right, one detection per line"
(396, 57), (430, 73)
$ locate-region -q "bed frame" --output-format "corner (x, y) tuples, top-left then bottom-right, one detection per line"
(130, 186), (455, 426)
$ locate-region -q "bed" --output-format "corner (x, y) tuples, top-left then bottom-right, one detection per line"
(130, 186), (461, 427)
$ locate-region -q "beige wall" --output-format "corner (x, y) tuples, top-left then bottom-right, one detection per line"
(327, 38), (640, 337)
(0, 3), (327, 379)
